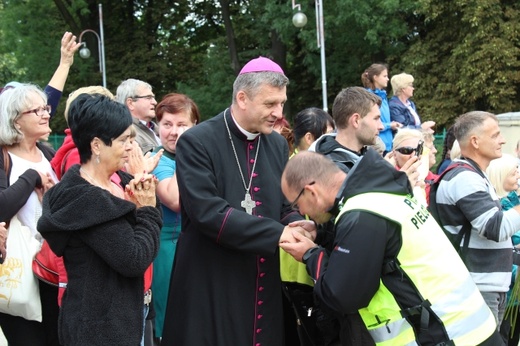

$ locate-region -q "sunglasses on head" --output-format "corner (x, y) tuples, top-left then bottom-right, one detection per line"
(395, 147), (416, 155)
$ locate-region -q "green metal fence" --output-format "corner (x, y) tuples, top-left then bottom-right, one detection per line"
(47, 134), (66, 150)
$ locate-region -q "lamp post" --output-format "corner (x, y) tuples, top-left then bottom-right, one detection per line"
(78, 4), (106, 88)
(292, 0), (327, 112)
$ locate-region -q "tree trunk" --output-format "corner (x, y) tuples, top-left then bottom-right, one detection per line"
(219, 0), (240, 75)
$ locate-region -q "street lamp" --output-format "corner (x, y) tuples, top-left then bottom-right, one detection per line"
(78, 4), (106, 88)
(292, 0), (327, 112)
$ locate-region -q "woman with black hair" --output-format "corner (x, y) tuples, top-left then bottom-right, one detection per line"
(436, 126), (456, 174)
(37, 94), (162, 345)
(292, 107), (335, 156)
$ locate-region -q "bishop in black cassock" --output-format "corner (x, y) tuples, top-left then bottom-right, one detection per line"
(161, 57), (305, 346)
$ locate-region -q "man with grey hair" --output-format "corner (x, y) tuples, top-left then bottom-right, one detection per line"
(434, 111), (520, 334)
(116, 78), (159, 153)
(161, 57), (312, 346)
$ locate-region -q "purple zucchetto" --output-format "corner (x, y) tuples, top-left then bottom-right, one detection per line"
(239, 56), (285, 76)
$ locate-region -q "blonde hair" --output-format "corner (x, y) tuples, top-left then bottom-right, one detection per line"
(450, 140), (461, 160)
(391, 73), (414, 96)
(65, 86), (114, 124)
(392, 128), (423, 150)
(486, 154), (519, 198)
(371, 136), (386, 156)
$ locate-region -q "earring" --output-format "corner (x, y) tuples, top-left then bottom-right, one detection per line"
(96, 155), (100, 164)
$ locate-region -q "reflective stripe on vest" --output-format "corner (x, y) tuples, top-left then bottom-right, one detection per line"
(336, 192), (496, 345)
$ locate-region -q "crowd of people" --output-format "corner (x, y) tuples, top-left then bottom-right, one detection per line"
(1, 31), (520, 346)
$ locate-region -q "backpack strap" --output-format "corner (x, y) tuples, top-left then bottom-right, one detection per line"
(429, 161), (479, 260)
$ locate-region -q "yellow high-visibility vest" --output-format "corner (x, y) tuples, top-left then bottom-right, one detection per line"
(336, 192), (496, 345)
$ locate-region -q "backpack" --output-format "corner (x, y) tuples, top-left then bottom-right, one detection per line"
(428, 161), (485, 260)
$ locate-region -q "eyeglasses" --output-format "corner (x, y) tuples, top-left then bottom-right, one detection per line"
(20, 105), (51, 117)
(290, 181), (315, 210)
(133, 95), (155, 101)
(395, 147), (416, 155)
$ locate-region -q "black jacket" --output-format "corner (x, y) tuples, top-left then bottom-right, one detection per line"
(38, 165), (162, 346)
(0, 142), (55, 222)
(305, 149), (412, 345)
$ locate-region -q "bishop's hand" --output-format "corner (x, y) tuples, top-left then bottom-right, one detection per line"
(279, 231), (316, 262)
(287, 220), (317, 241)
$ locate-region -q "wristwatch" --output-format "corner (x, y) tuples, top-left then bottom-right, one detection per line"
(302, 246), (321, 264)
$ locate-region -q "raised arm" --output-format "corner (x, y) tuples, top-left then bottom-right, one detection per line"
(46, 32), (81, 116)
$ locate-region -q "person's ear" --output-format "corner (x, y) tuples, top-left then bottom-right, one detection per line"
(91, 137), (102, 156)
(350, 113), (361, 128)
(236, 91), (248, 109)
(470, 135), (479, 149)
(126, 97), (135, 111)
(303, 132), (315, 146)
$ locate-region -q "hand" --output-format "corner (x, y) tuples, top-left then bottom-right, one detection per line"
(288, 220), (317, 241)
(0, 222), (6, 263)
(143, 148), (164, 173)
(384, 150), (396, 166)
(125, 173), (158, 208)
(390, 121), (402, 131)
(279, 231), (317, 262)
(421, 121), (436, 133)
(60, 32), (81, 68)
(125, 141), (164, 175)
(35, 172), (54, 202)
(399, 156), (422, 187)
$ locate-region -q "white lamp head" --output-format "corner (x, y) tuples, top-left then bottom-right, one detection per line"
(292, 11), (308, 28)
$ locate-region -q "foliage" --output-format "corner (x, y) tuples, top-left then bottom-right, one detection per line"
(399, 0), (520, 128)
(1, 0), (519, 135)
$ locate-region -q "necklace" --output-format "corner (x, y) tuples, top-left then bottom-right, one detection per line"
(80, 167), (105, 188)
(80, 167), (125, 199)
(224, 109), (261, 215)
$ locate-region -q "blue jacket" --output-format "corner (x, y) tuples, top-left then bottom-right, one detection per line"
(389, 96), (421, 129)
(367, 88), (392, 151)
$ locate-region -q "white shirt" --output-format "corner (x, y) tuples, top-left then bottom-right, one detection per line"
(8, 149), (58, 240)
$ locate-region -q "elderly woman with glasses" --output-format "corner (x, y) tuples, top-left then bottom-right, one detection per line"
(37, 94), (162, 345)
(0, 84), (58, 345)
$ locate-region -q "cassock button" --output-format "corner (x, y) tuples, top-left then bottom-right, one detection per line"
(258, 300), (264, 305)
(256, 343), (261, 346)
(255, 201), (262, 206)
(257, 314), (263, 319)
(253, 172), (258, 178)
(250, 159), (255, 164)
(259, 286), (264, 291)
(256, 328), (262, 334)
(260, 258), (266, 263)
(253, 187), (260, 192)
(260, 272), (265, 277)
(249, 144), (254, 150)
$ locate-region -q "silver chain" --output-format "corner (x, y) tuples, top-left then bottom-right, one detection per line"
(223, 108), (261, 194)
(80, 167), (103, 187)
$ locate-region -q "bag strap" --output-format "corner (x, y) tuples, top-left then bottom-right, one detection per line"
(430, 161), (478, 260)
(2, 146), (9, 177)
(60, 150), (73, 178)
(1, 146), (10, 228)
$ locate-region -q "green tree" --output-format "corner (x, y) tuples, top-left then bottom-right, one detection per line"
(398, 0), (520, 127)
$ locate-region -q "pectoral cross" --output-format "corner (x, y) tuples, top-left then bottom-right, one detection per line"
(241, 193), (256, 215)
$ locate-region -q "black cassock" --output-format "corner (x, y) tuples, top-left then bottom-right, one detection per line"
(161, 109), (302, 346)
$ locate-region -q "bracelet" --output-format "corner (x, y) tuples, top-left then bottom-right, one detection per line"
(302, 246), (320, 265)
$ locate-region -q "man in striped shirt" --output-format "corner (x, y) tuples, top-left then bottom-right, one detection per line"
(434, 111), (520, 332)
